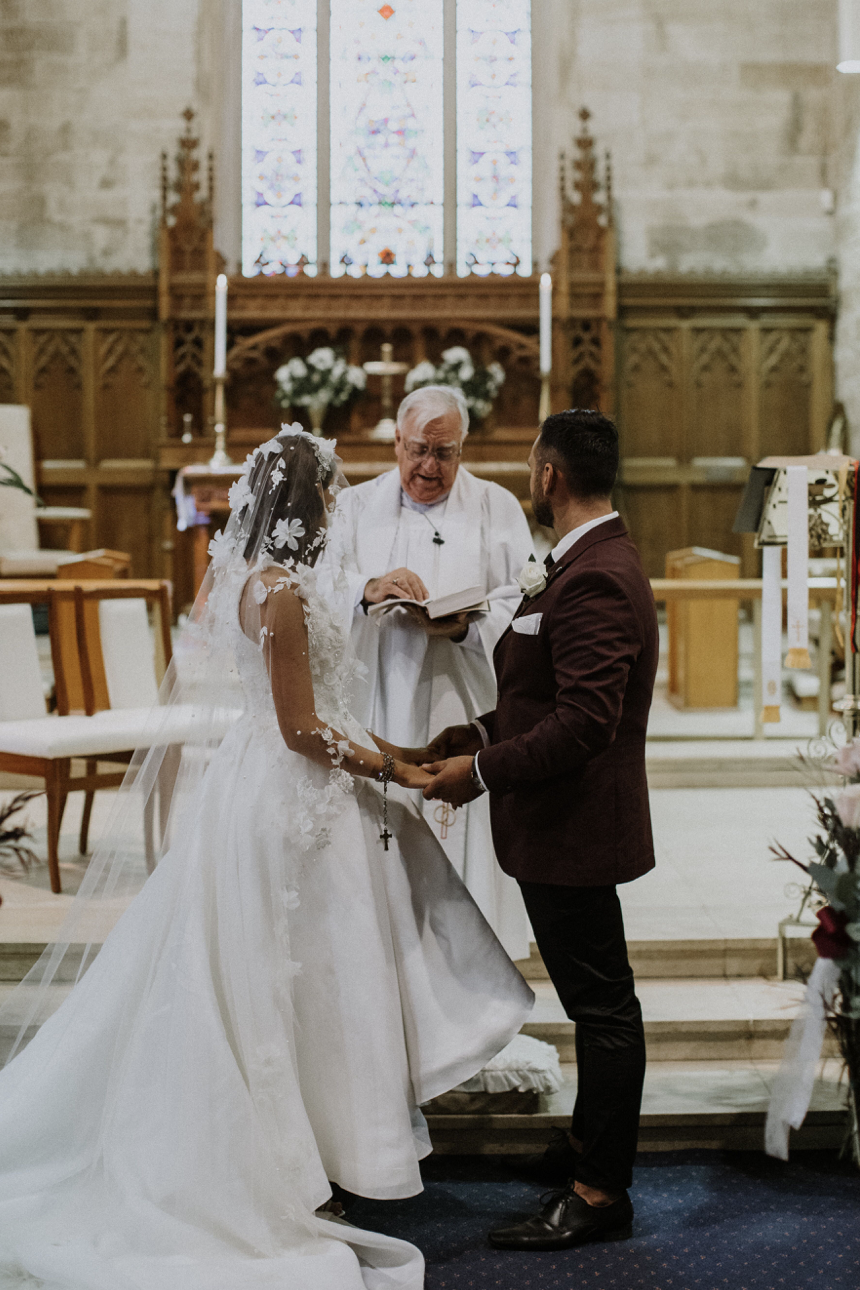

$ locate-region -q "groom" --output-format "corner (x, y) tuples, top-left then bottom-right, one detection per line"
(422, 408), (658, 1250)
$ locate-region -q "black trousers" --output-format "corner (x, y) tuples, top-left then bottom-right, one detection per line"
(519, 881), (646, 1193)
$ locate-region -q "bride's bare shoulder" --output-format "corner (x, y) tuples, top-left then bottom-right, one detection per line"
(239, 565), (307, 640)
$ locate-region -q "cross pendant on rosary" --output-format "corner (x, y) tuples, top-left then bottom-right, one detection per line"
(380, 825), (392, 851)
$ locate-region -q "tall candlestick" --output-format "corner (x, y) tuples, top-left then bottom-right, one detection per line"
(214, 273), (227, 378)
(539, 272), (552, 374)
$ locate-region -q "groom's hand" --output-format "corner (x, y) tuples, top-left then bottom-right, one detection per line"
(424, 723), (483, 761)
(421, 756), (481, 808)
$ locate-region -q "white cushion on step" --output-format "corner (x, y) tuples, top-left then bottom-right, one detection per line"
(451, 1033), (564, 1095)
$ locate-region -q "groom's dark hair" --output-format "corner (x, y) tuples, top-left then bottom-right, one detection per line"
(538, 409), (618, 499)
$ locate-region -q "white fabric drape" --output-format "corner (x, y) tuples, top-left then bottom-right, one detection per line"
(785, 464), (811, 670)
(322, 467), (534, 960)
(765, 956), (839, 1160)
(761, 543), (782, 722)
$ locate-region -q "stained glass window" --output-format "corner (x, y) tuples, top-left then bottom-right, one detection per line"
(242, 0), (318, 276)
(456, 0), (532, 276)
(240, 1), (532, 278)
(329, 0), (445, 278)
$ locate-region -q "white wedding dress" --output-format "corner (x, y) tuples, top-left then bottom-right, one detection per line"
(0, 559), (533, 1289)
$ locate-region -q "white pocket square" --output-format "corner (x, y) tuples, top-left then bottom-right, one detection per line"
(512, 613), (542, 636)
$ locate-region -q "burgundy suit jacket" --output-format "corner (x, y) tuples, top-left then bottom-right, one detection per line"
(476, 516), (658, 887)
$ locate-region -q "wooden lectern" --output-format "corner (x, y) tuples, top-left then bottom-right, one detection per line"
(666, 547), (741, 709)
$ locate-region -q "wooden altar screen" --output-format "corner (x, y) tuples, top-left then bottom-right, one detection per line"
(0, 109), (835, 600)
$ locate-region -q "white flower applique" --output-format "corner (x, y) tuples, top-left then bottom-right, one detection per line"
(269, 461), (285, 492)
(272, 518), (306, 551)
(252, 580), (269, 605)
(207, 529), (237, 567)
(259, 624), (270, 650)
(228, 476), (254, 512)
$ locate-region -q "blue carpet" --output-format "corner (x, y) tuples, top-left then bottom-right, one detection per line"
(346, 1152), (860, 1289)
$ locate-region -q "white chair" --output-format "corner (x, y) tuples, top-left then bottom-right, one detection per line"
(0, 405), (91, 576)
(0, 583), (172, 892)
(0, 582), (240, 891)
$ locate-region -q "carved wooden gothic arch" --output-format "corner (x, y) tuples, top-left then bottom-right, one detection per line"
(549, 107), (617, 416)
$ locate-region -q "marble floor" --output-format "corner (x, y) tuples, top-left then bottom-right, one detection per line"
(621, 784), (818, 941)
(0, 779), (821, 945)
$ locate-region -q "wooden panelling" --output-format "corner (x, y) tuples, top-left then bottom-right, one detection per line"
(0, 330), (15, 403)
(0, 279), (160, 579)
(29, 328), (86, 460)
(95, 328), (158, 460)
(688, 486), (747, 563)
(0, 274), (835, 587)
(617, 486), (686, 581)
(616, 287), (834, 577)
(619, 329), (683, 459)
(759, 327), (813, 458)
(96, 487), (155, 573)
(689, 329), (746, 459)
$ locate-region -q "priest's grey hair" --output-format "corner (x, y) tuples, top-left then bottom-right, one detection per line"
(397, 385), (470, 441)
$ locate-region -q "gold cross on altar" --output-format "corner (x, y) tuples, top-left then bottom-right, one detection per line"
(363, 342), (409, 442)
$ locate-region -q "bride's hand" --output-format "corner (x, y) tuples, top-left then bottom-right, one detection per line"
(395, 760), (435, 790)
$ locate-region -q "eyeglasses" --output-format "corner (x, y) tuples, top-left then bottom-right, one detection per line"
(402, 441), (462, 464)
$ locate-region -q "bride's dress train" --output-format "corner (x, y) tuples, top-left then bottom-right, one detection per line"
(0, 560), (532, 1289)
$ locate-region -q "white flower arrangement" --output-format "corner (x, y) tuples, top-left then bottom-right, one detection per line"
(404, 346), (505, 421)
(274, 348), (366, 414)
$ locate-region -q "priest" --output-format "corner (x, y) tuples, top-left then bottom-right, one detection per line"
(324, 385), (534, 960)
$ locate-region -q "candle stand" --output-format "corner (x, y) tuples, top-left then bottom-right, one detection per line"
(539, 373), (551, 423)
(209, 374), (233, 469)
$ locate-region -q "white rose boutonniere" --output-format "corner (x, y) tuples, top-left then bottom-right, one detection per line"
(517, 556), (547, 598)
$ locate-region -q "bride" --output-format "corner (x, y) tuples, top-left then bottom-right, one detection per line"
(0, 427), (532, 1289)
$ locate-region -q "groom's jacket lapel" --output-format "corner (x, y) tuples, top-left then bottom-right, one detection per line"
(504, 515), (629, 639)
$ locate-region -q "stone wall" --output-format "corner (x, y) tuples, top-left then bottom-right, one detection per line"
(532, 0), (837, 274)
(833, 74), (860, 450)
(0, 0), (208, 274)
(0, 0), (841, 280)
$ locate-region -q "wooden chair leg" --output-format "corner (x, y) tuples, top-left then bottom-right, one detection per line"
(79, 759), (97, 854)
(45, 762), (66, 895)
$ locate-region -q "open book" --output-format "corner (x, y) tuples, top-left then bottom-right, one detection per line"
(367, 584), (489, 621)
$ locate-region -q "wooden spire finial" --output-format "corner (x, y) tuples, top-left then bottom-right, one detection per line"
(160, 107), (213, 271)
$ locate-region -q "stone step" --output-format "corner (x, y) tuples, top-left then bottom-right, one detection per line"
(645, 738), (839, 789)
(516, 937), (815, 981)
(1, 935), (816, 985)
(426, 1058), (846, 1154)
(521, 978), (831, 1063)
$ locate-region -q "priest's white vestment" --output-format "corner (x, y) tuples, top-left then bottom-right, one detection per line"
(325, 465), (533, 961)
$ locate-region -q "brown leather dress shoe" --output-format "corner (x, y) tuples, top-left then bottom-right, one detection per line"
(488, 1185), (633, 1251)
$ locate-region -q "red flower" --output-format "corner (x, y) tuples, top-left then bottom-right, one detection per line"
(812, 906), (853, 960)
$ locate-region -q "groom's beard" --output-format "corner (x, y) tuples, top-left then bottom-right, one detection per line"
(531, 484), (554, 530)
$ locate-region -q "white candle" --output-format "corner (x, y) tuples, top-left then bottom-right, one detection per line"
(539, 273), (552, 374)
(214, 273), (228, 378)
